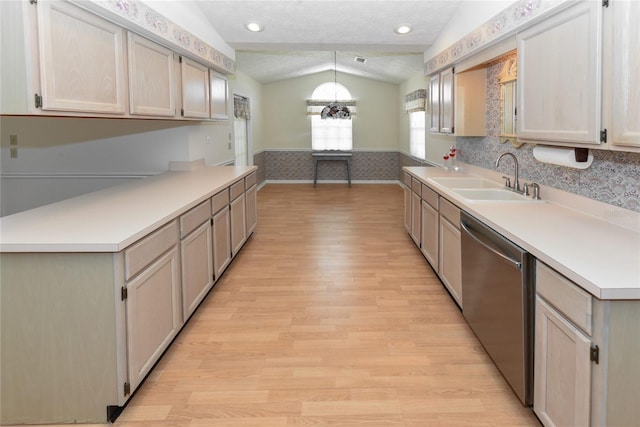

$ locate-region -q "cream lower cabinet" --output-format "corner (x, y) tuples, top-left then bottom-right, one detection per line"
(212, 206), (232, 278)
(410, 190), (421, 246)
(402, 174), (461, 307)
(403, 173), (412, 233)
(438, 197), (462, 307)
(125, 246), (182, 393)
(245, 172), (258, 236)
(534, 261), (640, 427)
(179, 201), (213, 320)
(230, 179), (247, 256)
(535, 296), (591, 427)
(420, 185), (439, 269)
(212, 188), (232, 279)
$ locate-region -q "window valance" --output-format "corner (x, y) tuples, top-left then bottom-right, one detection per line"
(404, 89), (427, 113)
(234, 95), (251, 119)
(306, 100), (357, 117)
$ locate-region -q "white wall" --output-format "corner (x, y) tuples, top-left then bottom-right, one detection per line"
(263, 71), (399, 151)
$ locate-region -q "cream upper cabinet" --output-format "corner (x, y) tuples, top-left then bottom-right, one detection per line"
(517, 1), (603, 146)
(429, 67), (454, 134)
(439, 67), (455, 134)
(128, 33), (176, 117)
(604, 0), (640, 150)
(209, 70), (229, 121)
(428, 73), (441, 132)
(37, 0), (127, 114)
(429, 66), (485, 136)
(180, 57), (210, 119)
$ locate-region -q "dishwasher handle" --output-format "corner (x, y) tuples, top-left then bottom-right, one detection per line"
(460, 220), (522, 270)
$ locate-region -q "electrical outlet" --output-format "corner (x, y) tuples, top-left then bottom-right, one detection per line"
(10, 134), (18, 145)
(10, 147), (18, 158)
(205, 136), (211, 144)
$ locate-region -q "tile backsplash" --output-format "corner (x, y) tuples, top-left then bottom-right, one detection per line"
(457, 54), (640, 213)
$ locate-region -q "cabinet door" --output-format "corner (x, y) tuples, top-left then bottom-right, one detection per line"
(128, 33), (175, 117)
(210, 70), (229, 120)
(439, 67), (455, 134)
(230, 193), (247, 256)
(37, 0), (126, 114)
(517, 1), (602, 145)
(181, 221), (213, 320)
(534, 296), (591, 427)
(180, 57), (210, 119)
(245, 184), (257, 236)
(429, 74), (440, 132)
(403, 186), (411, 233)
(609, 1), (640, 148)
(438, 217), (462, 306)
(212, 207), (232, 279)
(410, 191), (421, 247)
(420, 200), (438, 269)
(126, 247), (181, 393)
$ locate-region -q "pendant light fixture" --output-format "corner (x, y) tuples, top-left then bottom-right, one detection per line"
(321, 51), (351, 120)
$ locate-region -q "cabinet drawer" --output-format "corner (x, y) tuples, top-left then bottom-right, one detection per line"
(245, 171), (257, 188)
(536, 262), (592, 335)
(179, 200), (211, 238)
(403, 172), (412, 188)
(230, 180), (245, 201)
(421, 184), (439, 209)
(212, 188), (229, 213)
(125, 220), (179, 281)
(439, 197), (460, 228)
(411, 177), (422, 195)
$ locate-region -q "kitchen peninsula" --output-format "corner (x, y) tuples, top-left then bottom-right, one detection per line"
(0, 165), (257, 425)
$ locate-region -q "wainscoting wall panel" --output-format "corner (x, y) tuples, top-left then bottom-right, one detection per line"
(263, 150), (402, 183)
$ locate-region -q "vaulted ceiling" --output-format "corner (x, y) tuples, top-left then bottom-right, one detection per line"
(197, 1), (464, 84)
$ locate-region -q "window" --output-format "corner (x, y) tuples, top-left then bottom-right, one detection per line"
(311, 82), (353, 151)
(409, 111), (426, 159)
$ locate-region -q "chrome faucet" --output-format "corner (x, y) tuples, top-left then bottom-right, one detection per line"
(495, 152), (520, 192)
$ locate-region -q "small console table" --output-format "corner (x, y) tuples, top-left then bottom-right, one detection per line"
(312, 151), (353, 187)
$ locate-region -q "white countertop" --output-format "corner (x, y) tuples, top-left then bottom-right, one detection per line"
(404, 166), (640, 301)
(0, 166), (256, 253)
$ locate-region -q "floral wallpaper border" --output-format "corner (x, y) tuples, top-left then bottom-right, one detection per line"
(424, 0), (568, 75)
(75, 0), (234, 74)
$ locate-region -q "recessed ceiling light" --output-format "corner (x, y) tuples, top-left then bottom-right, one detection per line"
(394, 24), (413, 35)
(244, 22), (264, 32)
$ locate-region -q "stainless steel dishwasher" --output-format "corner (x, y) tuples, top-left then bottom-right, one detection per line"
(460, 211), (535, 406)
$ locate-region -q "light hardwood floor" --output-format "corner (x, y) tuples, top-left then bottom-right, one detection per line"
(44, 184), (541, 426)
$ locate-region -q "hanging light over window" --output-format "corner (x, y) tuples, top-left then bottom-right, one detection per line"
(321, 52), (351, 120)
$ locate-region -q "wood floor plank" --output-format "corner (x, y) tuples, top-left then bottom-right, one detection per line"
(32, 184), (540, 426)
